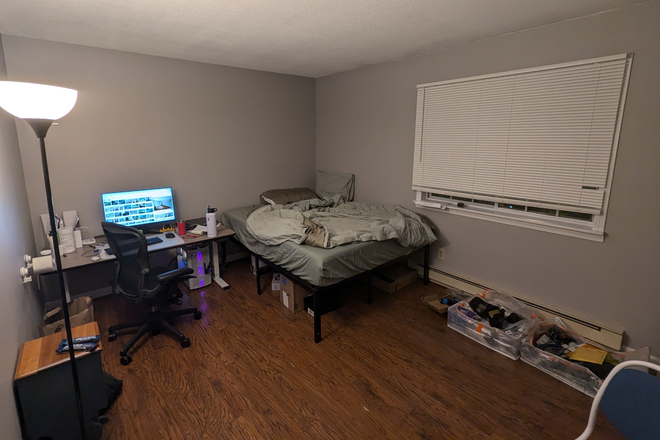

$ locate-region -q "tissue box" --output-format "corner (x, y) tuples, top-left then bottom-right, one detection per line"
(272, 273), (281, 291)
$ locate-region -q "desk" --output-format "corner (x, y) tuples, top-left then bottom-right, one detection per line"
(40, 223), (235, 301)
(14, 322), (106, 440)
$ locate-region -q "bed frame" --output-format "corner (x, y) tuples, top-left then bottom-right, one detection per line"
(243, 239), (431, 343)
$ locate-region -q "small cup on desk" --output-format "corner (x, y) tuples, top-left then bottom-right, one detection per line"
(177, 221), (186, 236)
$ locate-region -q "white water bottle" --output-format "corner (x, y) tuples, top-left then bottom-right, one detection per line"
(206, 206), (218, 238)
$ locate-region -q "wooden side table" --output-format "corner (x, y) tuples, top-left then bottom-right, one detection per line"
(14, 322), (107, 440)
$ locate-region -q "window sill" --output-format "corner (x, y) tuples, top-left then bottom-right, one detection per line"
(414, 200), (605, 242)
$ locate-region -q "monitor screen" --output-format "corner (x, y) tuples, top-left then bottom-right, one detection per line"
(102, 187), (175, 229)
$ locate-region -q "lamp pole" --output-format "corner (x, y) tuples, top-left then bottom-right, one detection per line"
(0, 81), (85, 439)
(28, 119), (87, 440)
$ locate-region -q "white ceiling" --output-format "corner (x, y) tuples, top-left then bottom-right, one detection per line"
(0, 0), (647, 78)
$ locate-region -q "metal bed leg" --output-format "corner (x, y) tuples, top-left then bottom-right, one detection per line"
(367, 272), (373, 304)
(255, 256), (263, 295)
(313, 291), (322, 343)
(424, 245), (430, 285)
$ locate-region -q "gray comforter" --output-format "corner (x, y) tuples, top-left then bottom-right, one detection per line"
(246, 196), (436, 249)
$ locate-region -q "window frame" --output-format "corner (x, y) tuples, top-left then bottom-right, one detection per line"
(415, 191), (607, 241)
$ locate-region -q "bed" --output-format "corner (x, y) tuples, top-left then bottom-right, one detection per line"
(220, 173), (435, 342)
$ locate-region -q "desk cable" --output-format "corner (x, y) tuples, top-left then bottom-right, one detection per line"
(81, 249), (100, 258)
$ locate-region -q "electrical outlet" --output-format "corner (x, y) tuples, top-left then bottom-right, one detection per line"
(437, 248), (445, 260)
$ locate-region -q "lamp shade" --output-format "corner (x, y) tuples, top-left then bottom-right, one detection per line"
(0, 81), (77, 120)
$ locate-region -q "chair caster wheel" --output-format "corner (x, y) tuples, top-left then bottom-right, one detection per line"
(194, 311), (202, 320)
(87, 420), (103, 439)
(99, 415), (110, 424)
(107, 332), (116, 342)
(176, 291), (183, 298)
(120, 354), (132, 365)
(181, 338), (191, 348)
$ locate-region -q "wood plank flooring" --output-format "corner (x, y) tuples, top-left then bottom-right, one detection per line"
(97, 260), (624, 439)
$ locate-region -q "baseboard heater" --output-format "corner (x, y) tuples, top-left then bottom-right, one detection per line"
(409, 261), (624, 351)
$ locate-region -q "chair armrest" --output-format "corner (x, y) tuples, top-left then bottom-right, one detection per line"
(157, 267), (194, 285)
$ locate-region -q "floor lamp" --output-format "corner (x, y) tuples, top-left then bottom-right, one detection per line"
(0, 81), (87, 439)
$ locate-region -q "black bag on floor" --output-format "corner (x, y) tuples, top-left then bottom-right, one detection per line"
(99, 372), (123, 415)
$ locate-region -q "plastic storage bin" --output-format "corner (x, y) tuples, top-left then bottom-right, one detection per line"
(520, 323), (603, 397)
(447, 290), (539, 360)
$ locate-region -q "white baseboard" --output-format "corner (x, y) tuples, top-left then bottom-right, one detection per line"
(410, 260), (625, 351)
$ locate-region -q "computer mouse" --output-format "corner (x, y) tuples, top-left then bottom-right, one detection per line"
(165, 232), (175, 239)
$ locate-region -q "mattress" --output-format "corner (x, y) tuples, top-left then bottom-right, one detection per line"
(220, 205), (421, 287)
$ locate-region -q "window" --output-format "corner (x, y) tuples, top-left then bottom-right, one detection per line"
(412, 54), (632, 241)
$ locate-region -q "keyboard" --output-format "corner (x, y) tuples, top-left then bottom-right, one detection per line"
(146, 236), (163, 245)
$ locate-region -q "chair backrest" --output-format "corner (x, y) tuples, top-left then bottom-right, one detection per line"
(576, 360), (660, 440)
(101, 222), (150, 300)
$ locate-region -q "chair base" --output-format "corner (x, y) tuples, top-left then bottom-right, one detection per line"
(108, 307), (201, 365)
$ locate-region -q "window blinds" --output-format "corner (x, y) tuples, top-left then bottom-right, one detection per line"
(412, 54), (632, 214)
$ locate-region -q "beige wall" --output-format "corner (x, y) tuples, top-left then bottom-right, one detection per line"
(2, 36), (316, 250)
(317, 2), (660, 349)
(0, 34), (43, 440)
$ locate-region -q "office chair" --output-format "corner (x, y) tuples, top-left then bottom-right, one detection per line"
(101, 222), (202, 365)
(575, 360), (660, 440)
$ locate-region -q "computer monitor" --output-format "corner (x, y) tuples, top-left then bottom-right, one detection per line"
(102, 187), (176, 231)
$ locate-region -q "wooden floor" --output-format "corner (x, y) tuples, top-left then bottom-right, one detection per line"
(97, 260), (623, 440)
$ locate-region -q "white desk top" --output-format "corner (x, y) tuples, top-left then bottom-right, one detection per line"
(96, 233), (185, 261)
(47, 225), (234, 273)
